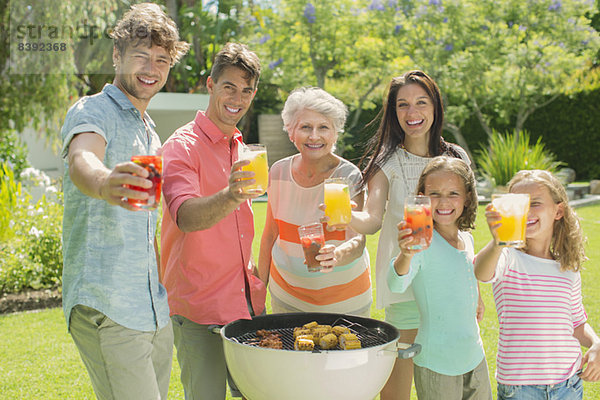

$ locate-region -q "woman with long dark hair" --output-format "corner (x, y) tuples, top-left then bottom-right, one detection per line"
(349, 70), (478, 400)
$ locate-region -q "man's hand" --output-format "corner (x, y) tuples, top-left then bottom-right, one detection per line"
(175, 159), (263, 232)
(68, 132), (155, 211)
(99, 161), (152, 211)
(227, 159), (263, 202)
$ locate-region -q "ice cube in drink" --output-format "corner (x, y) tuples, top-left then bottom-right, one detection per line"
(298, 222), (325, 272)
(127, 155), (162, 211)
(239, 144), (268, 195)
(324, 178), (351, 226)
(491, 193), (530, 247)
(404, 195), (433, 250)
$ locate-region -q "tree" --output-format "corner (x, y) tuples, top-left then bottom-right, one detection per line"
(589, 0), (600, 65)
(377, 0), (600, 159)
(243, 0), (406, 152)
(0, 0), (130, 169)
(1, 0), (77, 153)
(165, 0), (253, 93)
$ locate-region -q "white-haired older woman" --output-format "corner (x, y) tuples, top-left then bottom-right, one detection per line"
(257, 87), (372, 316)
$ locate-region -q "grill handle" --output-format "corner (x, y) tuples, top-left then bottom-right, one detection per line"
(379, 342), (421, 359)
(396, 342), (421, 359)
(208, 325), (223, 335)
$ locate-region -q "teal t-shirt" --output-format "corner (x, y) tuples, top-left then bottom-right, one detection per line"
(387, 230), (484, 375)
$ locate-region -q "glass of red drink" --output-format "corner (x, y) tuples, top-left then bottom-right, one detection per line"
(127, 155), (162, 211)
(298, 222), (325, 272)
(404, 195), (433, 250)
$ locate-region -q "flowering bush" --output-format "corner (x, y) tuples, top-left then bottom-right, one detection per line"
(0, 164), (63, 294)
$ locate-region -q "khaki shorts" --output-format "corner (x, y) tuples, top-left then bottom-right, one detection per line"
(171, 315), (243, 399)
(69, 305), (174, 400)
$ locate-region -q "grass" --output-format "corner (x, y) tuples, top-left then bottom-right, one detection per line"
(1, 203), (599, 399)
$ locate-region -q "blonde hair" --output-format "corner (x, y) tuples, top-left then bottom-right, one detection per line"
(508, 169), (587, 272)
(111, 3), (190, 65)
(416, 156), (478, 231)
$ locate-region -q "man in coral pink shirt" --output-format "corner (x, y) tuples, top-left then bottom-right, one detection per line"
(160, 43), (265, 399)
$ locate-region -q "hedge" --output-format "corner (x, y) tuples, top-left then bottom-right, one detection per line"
(523, 89), (600, 180)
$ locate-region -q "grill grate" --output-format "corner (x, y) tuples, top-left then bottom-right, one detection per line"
(231, 317), (391, 351)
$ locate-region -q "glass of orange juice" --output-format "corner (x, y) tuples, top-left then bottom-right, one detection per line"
(239, 144), (268, 195)
(404, 195), (433, 250)
(491, 193), (530, 247)
(324, 177), (351, 226)
(126, 155), (162, 211)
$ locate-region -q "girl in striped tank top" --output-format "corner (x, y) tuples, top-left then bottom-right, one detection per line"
(475, 170), (600, 399)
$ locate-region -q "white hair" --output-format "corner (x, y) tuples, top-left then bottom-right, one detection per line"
(281, 87), (348, 133)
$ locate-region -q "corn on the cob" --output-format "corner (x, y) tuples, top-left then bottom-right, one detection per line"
(294, 337), (315, 351)
(339, 333), (359, 348)
(293, 328), (312, 339)
(312, 327), (330, 341)
(315, 324), (332, 333)
(341, 339), (361, 350)
(319, 333), (339, 350)
(302, 321), (318, 330)
(332, 326), (350, 336)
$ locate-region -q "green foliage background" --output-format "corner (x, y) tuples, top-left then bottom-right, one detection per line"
(524, 88), (600, 180)
(456, 85), (600, 180)
(0, 195), (63, 293)
(0, 163), (63, 294)
(475, 130), (564, 186)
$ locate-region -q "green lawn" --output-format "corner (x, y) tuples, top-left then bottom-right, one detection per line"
(1, 203), (599, 399)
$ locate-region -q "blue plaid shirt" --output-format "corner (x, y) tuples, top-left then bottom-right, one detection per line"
(61, 84), (169, 332)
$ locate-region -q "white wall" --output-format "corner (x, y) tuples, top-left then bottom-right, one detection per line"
(21, 92), (211, 178)
(22, 126), (63, 180)
(147, 92), (209, 142)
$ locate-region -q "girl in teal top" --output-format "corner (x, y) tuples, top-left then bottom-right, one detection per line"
(387, 156), (492, 400)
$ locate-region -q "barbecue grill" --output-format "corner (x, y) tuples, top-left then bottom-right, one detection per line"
(234, 316), (389, 351)
(216, 312), (420, 400)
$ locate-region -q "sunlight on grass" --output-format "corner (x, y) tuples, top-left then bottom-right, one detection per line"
(1, 204), (598, 399)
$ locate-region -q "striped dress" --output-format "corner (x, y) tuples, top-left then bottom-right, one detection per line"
(489, 248), (587, 385)
(267, 155), (372, 314)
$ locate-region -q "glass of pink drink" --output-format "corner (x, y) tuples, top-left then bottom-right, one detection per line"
(127, 155), (162, 211)
(404, 195), (433, 250)
(298, 222), (325, 272)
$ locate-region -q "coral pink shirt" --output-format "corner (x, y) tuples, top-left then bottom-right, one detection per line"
(160, 111), (257, 325)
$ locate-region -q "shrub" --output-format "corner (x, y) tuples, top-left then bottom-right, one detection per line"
(0, 165), (63, 294)
(0, 163), (22, 243)
(0, 130), (29, 179)
(475, 130), (564, 187)
(524, 87), (600, 180)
